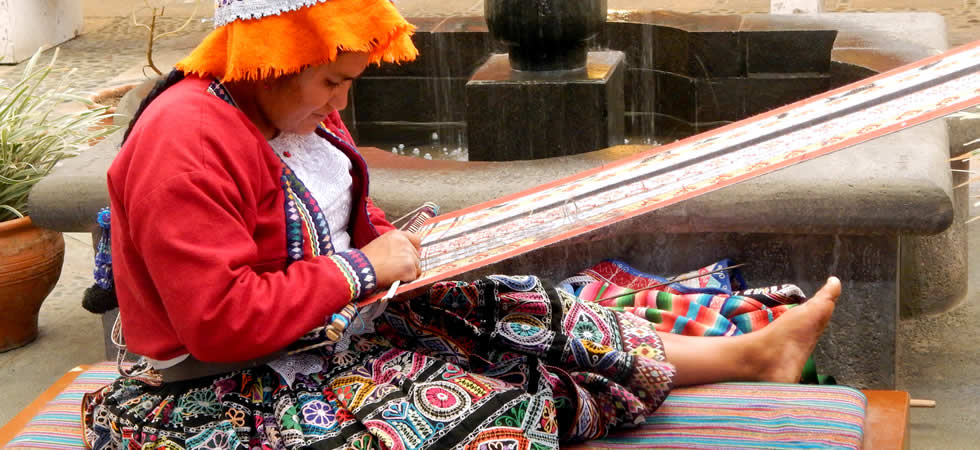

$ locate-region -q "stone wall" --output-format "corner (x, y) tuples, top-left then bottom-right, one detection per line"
(0, 0), (83, 64)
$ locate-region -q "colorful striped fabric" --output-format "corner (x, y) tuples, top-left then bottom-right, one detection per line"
(4, 362), (119, 449)
(6, 365), (865, 449)
(571, 383), (867, 449)
(581, 287), (795, 337)
(567, 259), (799, 338)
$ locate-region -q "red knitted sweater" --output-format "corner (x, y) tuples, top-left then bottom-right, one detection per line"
(108, 76), (394, 363)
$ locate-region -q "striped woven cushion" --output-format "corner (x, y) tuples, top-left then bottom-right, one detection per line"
(4, 365), (865, 449)
(4, 362), (119, 449)
(574, 383), (867, 449)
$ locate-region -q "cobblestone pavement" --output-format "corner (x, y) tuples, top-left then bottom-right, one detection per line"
(0, 16), (209, 94)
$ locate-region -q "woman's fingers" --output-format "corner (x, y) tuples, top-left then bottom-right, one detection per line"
(405, 231), (422, 250)
(361, 230), (425, 287)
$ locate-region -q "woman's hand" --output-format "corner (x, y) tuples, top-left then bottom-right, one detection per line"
(360, 230), (422, 288)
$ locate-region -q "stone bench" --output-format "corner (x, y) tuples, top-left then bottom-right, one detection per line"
(27, 12), (962, 389)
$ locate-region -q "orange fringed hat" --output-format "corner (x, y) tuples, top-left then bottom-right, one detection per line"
(176, 0), (418, 82)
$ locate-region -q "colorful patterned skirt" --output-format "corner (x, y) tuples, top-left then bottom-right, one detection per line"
(82, 275), (676, 450)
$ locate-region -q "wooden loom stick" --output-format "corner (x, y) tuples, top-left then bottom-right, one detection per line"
(591, 263), (748, 303)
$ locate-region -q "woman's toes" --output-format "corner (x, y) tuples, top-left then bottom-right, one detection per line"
(812, 277), (842, 305)
(754, 277), (843, 383)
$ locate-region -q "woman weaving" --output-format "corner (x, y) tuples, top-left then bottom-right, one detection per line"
(81, 0), (844, 448)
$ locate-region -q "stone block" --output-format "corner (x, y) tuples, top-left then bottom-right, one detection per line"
(828, 60), (877, 89)
(687, 31), (746, 77)
(695, 77), (743, 122)
(654, 26), (691, 74)
(458, 230), (898, 389)
(624, 68), (656, 113)
(899, 119), (973, 317)
(745, 30), (837, 74)
(636, 11), (743, 33)
(352, 77), (468, 123)
(465, 51), (625, 161)
(654, 71), (696, 123)
(28, 131), (120, 234)
(742, 73), (831, 117)
(602, 22), (658, 69)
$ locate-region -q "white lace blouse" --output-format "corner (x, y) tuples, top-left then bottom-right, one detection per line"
(268, 131), (354, 253)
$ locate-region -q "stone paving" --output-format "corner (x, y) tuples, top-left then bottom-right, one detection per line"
(0, 0), (978, 448)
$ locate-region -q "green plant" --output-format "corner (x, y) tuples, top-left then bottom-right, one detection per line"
(0, 50), (118, 222)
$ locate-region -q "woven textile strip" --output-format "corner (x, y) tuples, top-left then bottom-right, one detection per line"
(4, 362), (119, 449)
(361, 40), (980, 307)
(568, 383), (867, 450)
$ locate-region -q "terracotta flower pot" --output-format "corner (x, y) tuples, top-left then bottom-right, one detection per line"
(0, 217), (65, 352)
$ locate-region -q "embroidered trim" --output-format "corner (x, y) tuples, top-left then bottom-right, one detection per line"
(281, 164), (336, 261)
(317, 124), (355, 149)
(207, 81), (238, 108)
(94, 207), (113, 290)
(331, 250), (377, 298)
(213, 0), (328, 27)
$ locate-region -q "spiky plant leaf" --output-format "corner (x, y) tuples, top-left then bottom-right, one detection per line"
(0, 49), (119, 222)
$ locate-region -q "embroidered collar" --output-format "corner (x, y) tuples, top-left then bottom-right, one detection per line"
(206, 79), (335, 262)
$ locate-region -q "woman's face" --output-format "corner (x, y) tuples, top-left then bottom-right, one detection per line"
(256, 51), (370, 135)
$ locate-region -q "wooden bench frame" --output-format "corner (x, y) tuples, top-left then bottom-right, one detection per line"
(0, 366), (910, 449)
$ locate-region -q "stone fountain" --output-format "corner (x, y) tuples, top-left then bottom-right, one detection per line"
(465, 0), (625, 160)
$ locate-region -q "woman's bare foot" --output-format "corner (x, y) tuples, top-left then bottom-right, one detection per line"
(751, 277), (842, 383)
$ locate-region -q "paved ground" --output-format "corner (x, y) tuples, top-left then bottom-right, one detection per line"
(900, 212), (980, 448)
(0, 0), (978, 448)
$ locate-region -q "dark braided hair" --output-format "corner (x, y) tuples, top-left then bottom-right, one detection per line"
(122, 69), (187, 143)
(82, 68), (186, 314)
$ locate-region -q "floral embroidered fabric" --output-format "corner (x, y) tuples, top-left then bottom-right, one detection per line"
(81, 275), (675, 449)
